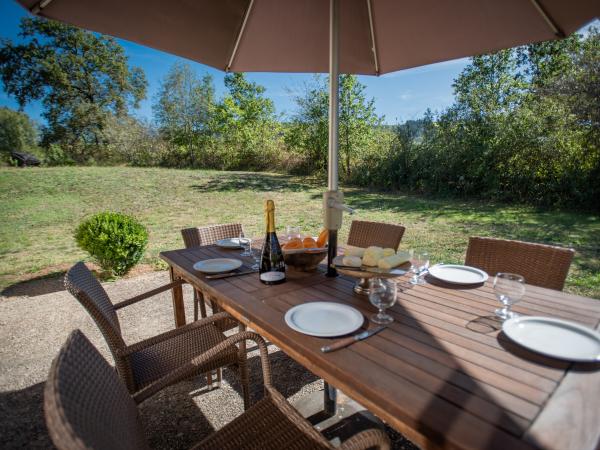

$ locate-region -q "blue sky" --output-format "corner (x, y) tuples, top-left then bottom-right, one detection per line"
(1, 1), (594, 126)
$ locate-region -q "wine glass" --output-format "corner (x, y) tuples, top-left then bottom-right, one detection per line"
(410, 250), (430, 285)
(250, 246), (260, 270)
(239, 234), (252, 257)
(286, 225), (301, 241)
(493, 273), (525, 320)
(368, 278), (398, 325)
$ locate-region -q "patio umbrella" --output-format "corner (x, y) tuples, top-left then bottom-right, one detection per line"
(17, 0), (599, 274)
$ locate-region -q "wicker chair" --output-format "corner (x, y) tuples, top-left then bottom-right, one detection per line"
(46, 330), (391, 450)
(181, 223), (243, 325)
(347, 220), (406, 251)
(64, 262), (249, 407)
(465, 236), (575, 291)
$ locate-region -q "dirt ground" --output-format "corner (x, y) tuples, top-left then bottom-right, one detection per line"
(0, 270), (417, 449)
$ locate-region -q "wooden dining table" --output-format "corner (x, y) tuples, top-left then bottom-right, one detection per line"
(160, 244), (600, 450)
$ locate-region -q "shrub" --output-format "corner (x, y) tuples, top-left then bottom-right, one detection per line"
(43, 143), (75, 166)
(75, 212), (148, 276)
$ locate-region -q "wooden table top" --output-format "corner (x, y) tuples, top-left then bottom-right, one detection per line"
(160, 245), (600, 450)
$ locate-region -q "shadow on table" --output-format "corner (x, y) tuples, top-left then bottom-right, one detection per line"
(466, 315), (503, 334)
(423, 275), (484, 290)
(375, 284), (553, 448)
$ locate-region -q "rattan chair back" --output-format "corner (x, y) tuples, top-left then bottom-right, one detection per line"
(181, 223), (244, 248)
(64, 262), (133, 388)
(465, 236), (575, 291)
(45, 330), (150, 450)
(347, 220), (406, 251)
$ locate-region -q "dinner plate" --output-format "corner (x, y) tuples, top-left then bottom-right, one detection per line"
(193, 258), (243, 274)
(216, 238), (242, 249)
(502, 316), (600, 362)
(284, 302), (364, 337)
(428, 264), (488, 284)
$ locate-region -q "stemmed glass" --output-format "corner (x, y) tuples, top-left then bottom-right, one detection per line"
(250, 246), (260, 270)
(286, 225), (301, 241)
(409, 250), (430, 285)
(368, 278), (398, 325)
(493, 273), (525, 320)
(239, 233), (252, 257)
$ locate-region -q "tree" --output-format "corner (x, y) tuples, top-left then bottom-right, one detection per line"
(285, 75), (382, 177)
(284, 76), (329, 173)
(339, 75), (382, 176)
(212, 73), (280, 170)
(378, 30), (599, 209)
(0, 17), (147, 162)
(0, 107), (37, 160)
(153, 62), (214, 167)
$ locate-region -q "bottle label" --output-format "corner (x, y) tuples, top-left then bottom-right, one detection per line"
(260, 271), (285, 282)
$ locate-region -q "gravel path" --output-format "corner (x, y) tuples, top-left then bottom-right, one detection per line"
(0, 271), (417, 449)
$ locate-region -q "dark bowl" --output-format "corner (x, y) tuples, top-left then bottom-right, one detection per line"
(283, 248), (328, 271)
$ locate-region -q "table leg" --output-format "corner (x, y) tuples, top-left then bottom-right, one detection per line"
(324, 381), (337, 416)
(169, 267), (186, 327)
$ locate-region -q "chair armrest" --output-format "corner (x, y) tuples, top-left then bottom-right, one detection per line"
(340, 428), (391, 450)
(133, 331), (270, 404)
(120, 312), (233, 355)
(113, 279), (186, 310)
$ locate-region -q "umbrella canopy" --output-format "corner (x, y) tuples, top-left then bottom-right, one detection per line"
(17, 0), (598, 75)
(17, 0), (598, 275)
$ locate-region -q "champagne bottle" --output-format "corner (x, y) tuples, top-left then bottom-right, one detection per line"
(259, 200), (286, 285)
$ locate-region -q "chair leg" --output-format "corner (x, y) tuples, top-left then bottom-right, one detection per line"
(237, 323), (250, 410)
(216, 368), (222, 388)
(193, 289), (207, 321)
(206, 371), (213, 390)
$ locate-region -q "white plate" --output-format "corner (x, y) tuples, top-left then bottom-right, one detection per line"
(284, 302), (364, 337)
(193, 258), (243, 274)
(428, 264), (488, 284)
(503, 316), (600, 362)
(216, 238), (242, 249)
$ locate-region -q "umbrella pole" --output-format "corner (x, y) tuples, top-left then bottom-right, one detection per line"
(325, 0), (340, 278)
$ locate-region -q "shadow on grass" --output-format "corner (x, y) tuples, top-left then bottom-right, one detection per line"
(342, 189), (599, 252)
(190, 172), (322, 193)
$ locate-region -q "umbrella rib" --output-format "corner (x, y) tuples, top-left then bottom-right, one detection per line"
(366, 0), (380, 75)
(30, 0), (54, 15)
(227, 0), (255, 71)
(528, 0), (565, 38)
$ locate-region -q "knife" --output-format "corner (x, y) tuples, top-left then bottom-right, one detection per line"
(320, 325), (386, 353)
(205, 270), (257, 280)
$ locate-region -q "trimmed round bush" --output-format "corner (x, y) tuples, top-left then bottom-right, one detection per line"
(75, 212), (148, 276)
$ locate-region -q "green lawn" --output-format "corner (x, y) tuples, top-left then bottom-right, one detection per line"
(1, 166), (599, 298)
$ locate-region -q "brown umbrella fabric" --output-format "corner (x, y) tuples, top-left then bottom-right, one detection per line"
(17, 0), (599, 75)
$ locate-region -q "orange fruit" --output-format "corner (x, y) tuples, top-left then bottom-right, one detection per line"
(316, 229), (328, 247)
(283, 238), (303, 250)
(303, 237), (318, 248)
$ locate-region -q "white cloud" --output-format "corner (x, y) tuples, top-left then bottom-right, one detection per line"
(397, 90), (413, 101)
(381, 57), (469, 78)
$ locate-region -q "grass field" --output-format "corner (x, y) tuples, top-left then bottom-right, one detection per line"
(1, 166), (599, 298)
